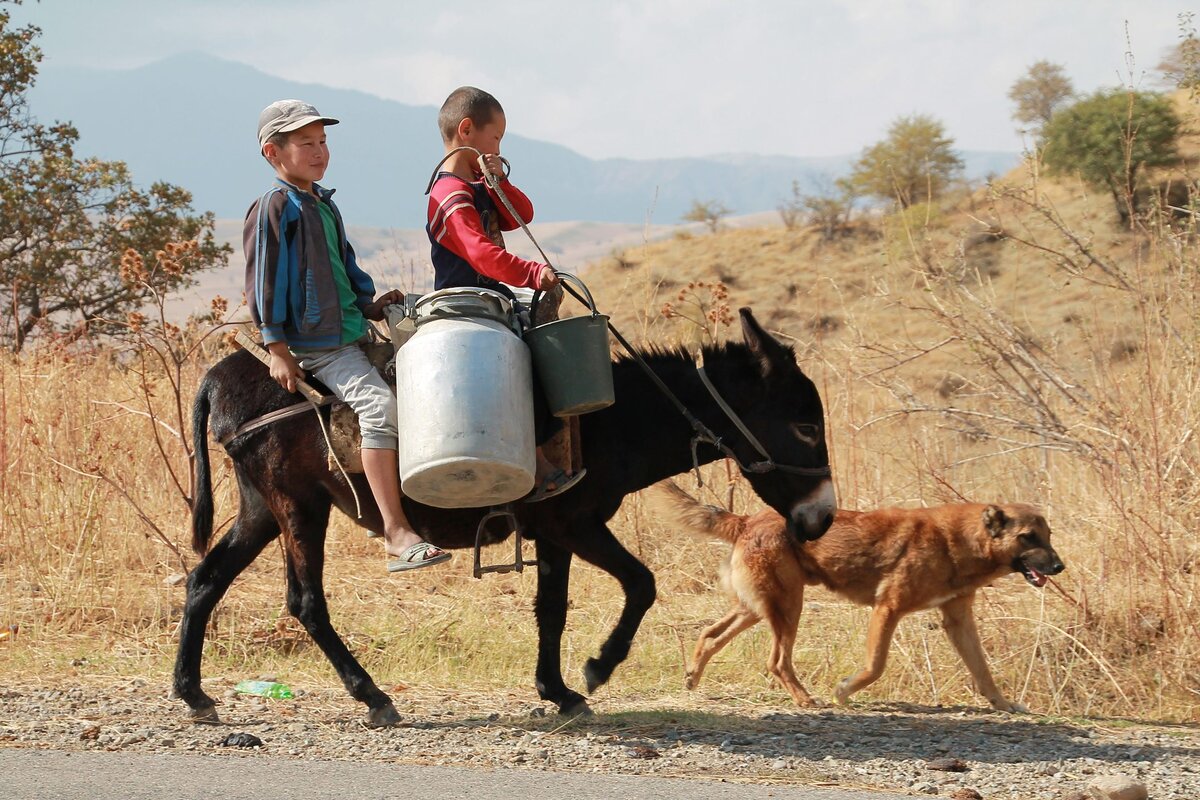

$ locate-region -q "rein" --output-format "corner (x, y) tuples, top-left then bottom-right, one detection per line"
(445, 149), (831, 483)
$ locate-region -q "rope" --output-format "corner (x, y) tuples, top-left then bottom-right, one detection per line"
(309, 399), (363, 520)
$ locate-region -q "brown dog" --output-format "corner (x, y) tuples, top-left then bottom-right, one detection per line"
(650, 480), (1065, 711)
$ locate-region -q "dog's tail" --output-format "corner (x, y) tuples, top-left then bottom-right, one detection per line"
(645, 479), (743, 544)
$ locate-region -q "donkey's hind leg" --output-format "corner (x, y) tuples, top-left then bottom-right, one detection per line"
(174, 479), (279, 721)
(281, 501), (400, 727)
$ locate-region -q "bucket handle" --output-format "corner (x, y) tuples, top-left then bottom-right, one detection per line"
(530, 271), (601, 323)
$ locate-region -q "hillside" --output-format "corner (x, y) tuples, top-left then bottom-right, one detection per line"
(579, 91), (1200, 391)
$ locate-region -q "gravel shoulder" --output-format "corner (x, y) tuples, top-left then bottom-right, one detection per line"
(1, 680), (1197, 799)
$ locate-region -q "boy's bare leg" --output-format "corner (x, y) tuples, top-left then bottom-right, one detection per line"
(534, 447), (576, 488)
(360, 447), (426, 558)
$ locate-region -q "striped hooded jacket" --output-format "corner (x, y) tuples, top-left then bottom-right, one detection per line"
(244, 178), (375, 349)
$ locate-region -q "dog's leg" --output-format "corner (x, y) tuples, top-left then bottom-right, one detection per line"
(687, 604), (760, 690)
(835, 604), (901, 705)
(763, 598), (816, 707)
(939, 594), (1027, 712)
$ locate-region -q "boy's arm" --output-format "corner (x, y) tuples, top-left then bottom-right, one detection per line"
(244, 190), (292, 346)
(487, 178), (535, 231)
(430, 180), (551, 290)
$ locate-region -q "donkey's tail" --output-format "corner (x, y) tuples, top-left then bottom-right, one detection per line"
(191, 378), (215, 556)
(645, 479), (744, 545)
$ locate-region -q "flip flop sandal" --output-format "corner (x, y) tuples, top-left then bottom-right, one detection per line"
(386, 541), (452, 573)
(525, 468), (587, 504)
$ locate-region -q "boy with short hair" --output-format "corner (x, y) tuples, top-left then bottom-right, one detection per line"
(247, 98), (450, 573)
(426, 86), (583, 501)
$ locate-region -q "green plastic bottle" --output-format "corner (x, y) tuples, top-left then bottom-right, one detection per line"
(233, 680), (294, 699)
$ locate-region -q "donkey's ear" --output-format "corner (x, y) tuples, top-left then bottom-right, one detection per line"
(739, 308), (791, 375)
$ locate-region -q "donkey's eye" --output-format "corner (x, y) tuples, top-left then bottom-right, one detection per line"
(791, 423), (820, 446)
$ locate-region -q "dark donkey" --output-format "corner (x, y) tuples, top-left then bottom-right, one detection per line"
(175, 308), (835, 725)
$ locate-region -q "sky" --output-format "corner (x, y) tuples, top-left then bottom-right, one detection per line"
(11, 0), (1194, 160)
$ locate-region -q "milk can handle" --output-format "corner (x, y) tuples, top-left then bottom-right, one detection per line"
(530, 271), (600, 322)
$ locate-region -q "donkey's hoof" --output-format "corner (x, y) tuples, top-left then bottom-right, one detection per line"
(188, 705), (221, 724)
(560, 699), (593, 718)
(366, 703), (401, 728)
(583, 658), (609, 694)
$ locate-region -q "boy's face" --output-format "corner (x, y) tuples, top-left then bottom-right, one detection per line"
(460, 112), (506, 157)
(264, 121), (329, 189)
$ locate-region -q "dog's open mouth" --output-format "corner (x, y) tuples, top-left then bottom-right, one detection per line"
(1016, 560), (1048, 588)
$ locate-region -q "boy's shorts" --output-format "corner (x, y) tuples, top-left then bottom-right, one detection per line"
(291, 341), (398, 450)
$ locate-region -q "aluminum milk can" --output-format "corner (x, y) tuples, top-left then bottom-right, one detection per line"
(393, 288), (536, 508)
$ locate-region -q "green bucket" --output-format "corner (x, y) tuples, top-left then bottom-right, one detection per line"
(524, 273), (615, 417)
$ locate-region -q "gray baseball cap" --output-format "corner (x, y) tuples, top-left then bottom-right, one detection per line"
(257, 99), (339, 150)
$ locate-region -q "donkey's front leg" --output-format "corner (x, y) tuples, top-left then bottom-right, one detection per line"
(567, 521), (657, 694)
(533, 539), (590, 716)
(281, 504), (399, 727)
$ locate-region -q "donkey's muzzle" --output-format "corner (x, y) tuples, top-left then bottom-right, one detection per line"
(789, 479), (836, 541)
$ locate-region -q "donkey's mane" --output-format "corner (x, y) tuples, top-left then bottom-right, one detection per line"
(616, 339), (786, 371)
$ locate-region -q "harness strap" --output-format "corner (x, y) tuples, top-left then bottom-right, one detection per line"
(695, 362), (831, 478)
(217, 398), (335, 446)
(696, 359), (771, 462)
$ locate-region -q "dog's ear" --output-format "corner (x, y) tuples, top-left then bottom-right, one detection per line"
(982, 505), (1007, 538)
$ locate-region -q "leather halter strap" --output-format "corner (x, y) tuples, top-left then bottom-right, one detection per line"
(693, 361), (832, 478)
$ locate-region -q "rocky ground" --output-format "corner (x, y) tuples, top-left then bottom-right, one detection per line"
(0, 679), (1196, 799)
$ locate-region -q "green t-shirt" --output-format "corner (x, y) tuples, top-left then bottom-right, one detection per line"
(317, 200), (368, 345)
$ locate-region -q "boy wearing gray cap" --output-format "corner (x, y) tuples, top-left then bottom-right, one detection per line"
(246, 99), (450, 573)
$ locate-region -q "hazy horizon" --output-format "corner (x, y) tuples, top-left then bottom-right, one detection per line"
(12, 1), (1191, 162)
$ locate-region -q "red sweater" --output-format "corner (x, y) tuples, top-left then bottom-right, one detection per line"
(426, 172), (548, 291)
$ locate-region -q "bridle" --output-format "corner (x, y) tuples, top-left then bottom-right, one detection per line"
(693, 360), (832, 479)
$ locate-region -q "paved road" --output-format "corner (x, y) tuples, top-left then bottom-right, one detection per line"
(0, 748), (913, 799)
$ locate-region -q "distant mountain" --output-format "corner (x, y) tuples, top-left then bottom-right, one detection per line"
(30, 53), (1020, 227)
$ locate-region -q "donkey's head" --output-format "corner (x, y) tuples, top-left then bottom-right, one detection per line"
(715, 309), (836, 541)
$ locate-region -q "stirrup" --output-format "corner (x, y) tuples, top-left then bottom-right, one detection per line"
(472, 506), (537, 579)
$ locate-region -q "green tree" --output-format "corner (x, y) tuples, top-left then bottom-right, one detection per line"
(1042, 88), (1181, 221)
(0, 2), (229, 352)
(1007, 60), (1075, 142)
(1156, 12), (1200, 96)
(682, 199), (732, 234)
(846, 114), (963, 208)
(778, 177), (857, 240)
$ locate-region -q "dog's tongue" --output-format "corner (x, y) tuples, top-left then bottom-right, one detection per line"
(1029, 567), (1047, 587)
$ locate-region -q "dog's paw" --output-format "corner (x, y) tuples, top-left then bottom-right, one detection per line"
(833, 678), (853, 705)
(684, 672), (697, 690)
(991, 699), (1030, 714)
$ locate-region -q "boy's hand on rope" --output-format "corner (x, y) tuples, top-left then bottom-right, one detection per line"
(478, 153), (505, 183)
(535, 265), (560, 291)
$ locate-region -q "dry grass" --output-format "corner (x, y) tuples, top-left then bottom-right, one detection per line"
(3, 110), (1200, 723)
